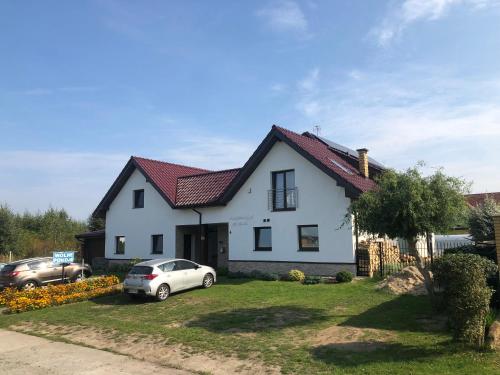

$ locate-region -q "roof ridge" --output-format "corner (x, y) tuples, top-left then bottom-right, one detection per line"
(132, 155), (210, 172)
(177, 167), (241, 179)
(274, 126), (361, 173)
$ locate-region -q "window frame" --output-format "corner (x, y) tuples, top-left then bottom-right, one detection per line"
(271, 169), (296, 211)
(151, 234), (163, 255)
(297, 225), (319, 252)
(115, 236), (126, 255)
(133, 189), (144, 209)
(254, 226), (272, 251)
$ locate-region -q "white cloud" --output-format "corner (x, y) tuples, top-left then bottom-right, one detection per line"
(0, 151), (128, 219)
(15, 86), (100, 96)
(270, 83), (287, 93)
(298, 67), (319, 92)
(162, 137), (256, 170)
(291, 65), (500, 193)
(372, 0), (500, 46)
(257, 1), (309, 34)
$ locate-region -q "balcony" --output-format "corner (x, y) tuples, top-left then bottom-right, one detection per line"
(268, 188), (298, 211)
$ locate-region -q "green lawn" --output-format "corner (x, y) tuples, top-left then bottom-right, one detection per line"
(1, 278), (498, 374)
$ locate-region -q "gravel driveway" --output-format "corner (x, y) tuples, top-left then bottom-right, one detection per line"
(0, 329), (191, 375)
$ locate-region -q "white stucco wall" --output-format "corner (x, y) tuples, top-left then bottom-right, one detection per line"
(105, 140), (356, 264)
(105, 169), (177, 260)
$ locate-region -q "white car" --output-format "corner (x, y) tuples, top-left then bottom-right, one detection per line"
(123, 259), (216, 301)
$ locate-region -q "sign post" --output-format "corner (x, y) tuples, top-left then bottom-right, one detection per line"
(53, 251), (76, 283)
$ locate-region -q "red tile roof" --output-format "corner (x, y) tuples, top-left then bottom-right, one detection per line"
(465, 192), (500, 207)
(132, 157), (209, 205)
(176, 169), (241, 207)
(273, 126), (377, 193)
(94, 126), (381, 216)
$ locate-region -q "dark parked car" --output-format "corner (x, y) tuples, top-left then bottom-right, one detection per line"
(0, 257), (92, 290)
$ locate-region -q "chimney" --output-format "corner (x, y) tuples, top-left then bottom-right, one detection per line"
(356, 148), (369, 178)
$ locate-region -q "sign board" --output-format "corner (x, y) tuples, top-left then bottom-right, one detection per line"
(53, 251), (75, 265)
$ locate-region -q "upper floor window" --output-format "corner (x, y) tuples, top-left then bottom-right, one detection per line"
(133, 189), (144, 208)
(254, 227), (272, 251)
(151, 234), (163, 255)
(115, 236), (125, 254)
(271, 170), (296, 211)
(298, 225), (319, 251)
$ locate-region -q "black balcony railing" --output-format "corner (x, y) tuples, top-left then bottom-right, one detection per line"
(268, 188), (298, 211)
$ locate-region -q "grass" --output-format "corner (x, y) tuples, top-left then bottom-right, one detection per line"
(1, 277), (499, 374)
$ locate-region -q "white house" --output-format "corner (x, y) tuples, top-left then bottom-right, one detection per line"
(93, 126), (384, 276)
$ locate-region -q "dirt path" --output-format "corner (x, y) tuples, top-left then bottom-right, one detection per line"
(0, 329), (191, 375)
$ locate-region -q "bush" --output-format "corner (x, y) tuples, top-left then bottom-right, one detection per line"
(217, 267), (229, 276)
(432, 253), (498, 347)
(227, 271), (249, 279)
(303, 275), (321, 285)
(288, 269), (305, 282)
(468, 197), (499, 242)
(336, 271), (354, 283)
(0, 276), (120, 313)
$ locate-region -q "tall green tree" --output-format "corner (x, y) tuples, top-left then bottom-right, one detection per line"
(350, 165), (469, 294)
(0, 204), (16, 255)
(87, 215), (105, 232)
(468, 197), (499, 242)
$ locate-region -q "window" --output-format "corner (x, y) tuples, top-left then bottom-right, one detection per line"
(298, 225), (319, 251)
(133, 189), (144, 208)
(272, 170), (296, 210)
(174, 260), (197, 270)
(28, 261), (48, 270)
(254, 227), (272, 251)
(115, 236), (125, 254)
(159, 262), (175, 272)
(151, 234), (163, 254)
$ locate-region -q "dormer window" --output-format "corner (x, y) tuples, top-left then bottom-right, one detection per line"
(271, 170), (296, 211)
(133, 189), (144, 208)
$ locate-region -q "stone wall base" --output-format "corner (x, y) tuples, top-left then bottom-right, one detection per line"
(228, 261), (356, 276)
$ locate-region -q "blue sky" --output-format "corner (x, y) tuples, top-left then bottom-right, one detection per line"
(1, 0), (500, 219)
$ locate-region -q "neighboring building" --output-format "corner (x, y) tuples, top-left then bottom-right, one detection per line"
(75, 229), (105, 267)
(93, 126), (383, 276)
(465, 192), (500, 207)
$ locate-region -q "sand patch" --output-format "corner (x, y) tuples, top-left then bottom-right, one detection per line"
(10, 322), (280, 375)
(310, 325), (394, 352)
(377, 266), (429, 295)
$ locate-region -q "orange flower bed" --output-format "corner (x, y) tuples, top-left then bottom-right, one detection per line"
(0, 276), (121, 313)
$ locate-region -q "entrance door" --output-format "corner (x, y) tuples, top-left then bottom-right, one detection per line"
(206, 226), (218, 268)
(183, 234), (192, 260)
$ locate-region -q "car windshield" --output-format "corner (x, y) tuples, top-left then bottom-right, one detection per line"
(1, 264), (16, 273)
(128, 266), (153, 275)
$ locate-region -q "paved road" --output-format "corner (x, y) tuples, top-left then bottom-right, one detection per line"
(0, 329), (191, 375)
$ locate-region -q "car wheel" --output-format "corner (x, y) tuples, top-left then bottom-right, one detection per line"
(202, 273), (214, 288)
(21, 280), (38, 291)
(73, 272), (86, 283)
(156, 283), (170, 302)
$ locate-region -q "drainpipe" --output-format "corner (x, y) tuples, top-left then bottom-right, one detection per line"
(192, 209), (202, 263)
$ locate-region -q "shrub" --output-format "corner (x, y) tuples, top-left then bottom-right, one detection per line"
(227, 271), (249, 279)
(303, 275), (321, 285)
(261, 273), (279, 281)
(217, 267), (229, 276)
(468, 197), (499, 242)
(336, 271), (354, 283)
(0, 276), (120, 313)
(288, 269), (305, 282)
(432, 253), (497, 347)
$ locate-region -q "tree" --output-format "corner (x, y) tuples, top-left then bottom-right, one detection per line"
(87, 215), (105, 232)
(0, 204), (16, 255)
(349, 165), (469, 295)
(468, 197), (499, 242)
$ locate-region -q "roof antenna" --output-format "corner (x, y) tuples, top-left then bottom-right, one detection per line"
(313, 125), (321, 136)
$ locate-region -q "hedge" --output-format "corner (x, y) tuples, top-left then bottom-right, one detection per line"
(0, 276), (120, 313)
